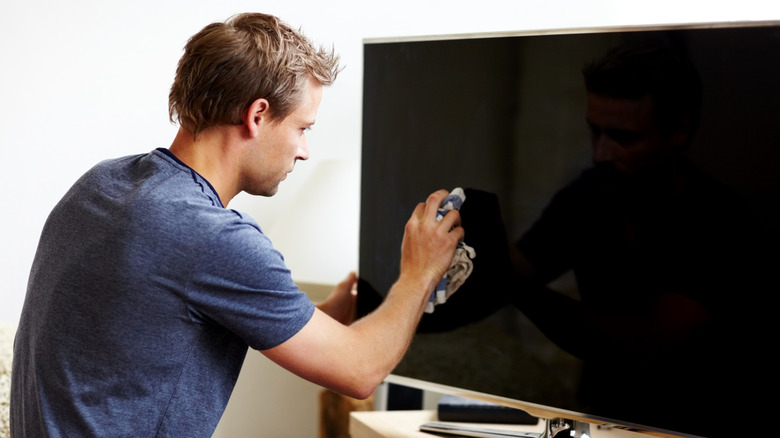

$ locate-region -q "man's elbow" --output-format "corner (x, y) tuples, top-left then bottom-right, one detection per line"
(336, 363), (387, 400)
(342, 384), (378, 401)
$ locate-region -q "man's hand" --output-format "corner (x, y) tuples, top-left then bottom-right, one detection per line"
(317, 272), (358, 325)
(399, 190), (464, 294)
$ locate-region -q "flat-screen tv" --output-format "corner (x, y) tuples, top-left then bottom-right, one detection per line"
(358, 21), (779, 438)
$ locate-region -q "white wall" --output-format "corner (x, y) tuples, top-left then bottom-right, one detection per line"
(2, 0), (779, 435)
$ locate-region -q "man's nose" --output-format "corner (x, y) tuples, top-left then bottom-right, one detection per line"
(592, 135), (614, 164)
(298, 141), (310, 161)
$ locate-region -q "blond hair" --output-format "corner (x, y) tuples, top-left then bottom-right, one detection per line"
(169, 13), (340, 137)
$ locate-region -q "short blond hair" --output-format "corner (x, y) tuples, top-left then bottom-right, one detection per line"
(168, 13), (340, 137)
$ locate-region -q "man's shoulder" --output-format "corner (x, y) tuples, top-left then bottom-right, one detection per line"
(84, 150), (265, 245)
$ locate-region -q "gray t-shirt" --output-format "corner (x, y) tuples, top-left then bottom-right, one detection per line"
(11, 149), (315, 437)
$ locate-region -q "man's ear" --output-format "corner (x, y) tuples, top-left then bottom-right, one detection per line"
(243, 98), (271, 138)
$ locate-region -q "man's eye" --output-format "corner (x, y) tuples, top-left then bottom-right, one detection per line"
(607, 130), (641, 146)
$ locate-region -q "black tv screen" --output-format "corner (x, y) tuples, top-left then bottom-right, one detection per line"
(358, 22), (779, 438)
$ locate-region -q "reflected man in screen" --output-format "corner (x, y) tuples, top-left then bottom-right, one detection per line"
(510, 41), (763, 434)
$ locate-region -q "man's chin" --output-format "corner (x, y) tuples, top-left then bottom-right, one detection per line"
(263, 186), (280, 197)
(245, 184), (280, 198)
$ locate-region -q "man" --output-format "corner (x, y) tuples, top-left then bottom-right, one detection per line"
(510, 42), (761, 434)
(11, 13), (463, 437)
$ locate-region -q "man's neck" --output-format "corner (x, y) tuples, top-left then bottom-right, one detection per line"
(168, 126), (242, 206)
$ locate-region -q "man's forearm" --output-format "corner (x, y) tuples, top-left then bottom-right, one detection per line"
(341, 273), (436, 392)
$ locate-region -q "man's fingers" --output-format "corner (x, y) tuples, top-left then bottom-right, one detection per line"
(411, 190), (448, 221)
(425, 190), (449, 216)
(440, 210), (464, 240)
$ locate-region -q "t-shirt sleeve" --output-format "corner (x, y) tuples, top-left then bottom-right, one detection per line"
(184, 219), (316, 351)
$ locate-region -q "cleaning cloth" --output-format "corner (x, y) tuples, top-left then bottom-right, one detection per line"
(426, 187), (476, 313)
